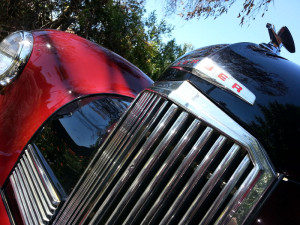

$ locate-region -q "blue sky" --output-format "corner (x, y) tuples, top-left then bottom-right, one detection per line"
(146, 0), (300, 65)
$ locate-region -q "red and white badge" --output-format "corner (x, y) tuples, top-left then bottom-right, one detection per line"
(194, 58), (256, 105)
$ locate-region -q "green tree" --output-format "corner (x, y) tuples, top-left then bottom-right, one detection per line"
(165, 0), (274, 25)
(0, 0), (191, 79)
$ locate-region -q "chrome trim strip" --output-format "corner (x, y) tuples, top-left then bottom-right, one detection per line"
(27, 145), (60, 206)
(173, 57), (256, 105)
(10, 175), (30, 225)
(23, 151), (53, 215)
(89, 104), (179, 224)
(200, 155), (251, 225)
(194, 58), (256, 105)
(179, 144), (240, 225)
(20, 158), (49, 222)
(106, 111), (189, 224)
(124, 119), (202, 224)
(56, 93), (164, 224)
(159, 135), (227, 225)
(151, 81), (276, 223)
(142, 126), (214, 224)
(25, 150), (56, 211)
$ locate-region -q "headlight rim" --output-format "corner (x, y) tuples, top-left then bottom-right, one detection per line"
(0, 30), (33, 87)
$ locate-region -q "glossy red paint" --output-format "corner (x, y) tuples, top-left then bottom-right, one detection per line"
(0, 30), (153, 186)
(0, 195), (11, 225)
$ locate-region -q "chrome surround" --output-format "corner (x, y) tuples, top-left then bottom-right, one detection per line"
(151, 81), (276, 224)
(0, 31), (33, 86)
(55, 80), (276, 225)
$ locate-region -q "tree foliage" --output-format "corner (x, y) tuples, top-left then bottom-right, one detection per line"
(165, 0), (274, 25)
(0, 0), (191, 79)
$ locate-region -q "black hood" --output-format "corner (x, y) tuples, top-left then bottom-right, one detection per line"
(159, 42), (300, 181)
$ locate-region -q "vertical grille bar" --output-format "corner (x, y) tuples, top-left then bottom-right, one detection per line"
(23, 152), (53, 216)
(159, 135), (227, 225)
(142, 126), (214, 224)
(27, 145), (60, 206)
(123, 119), (202, 225)
(15, 167), (39, 225)
(77, 98), (169, 224)
(55, 93), (170, 224)
(200, 155), (251, 225)
(178, 144), (240, 225)
(19, 158), (49, 222)
(17, 163), (44, 224)
(106, 111), (190, 224)
(10, 174), (31, 225)
(14, 168), (37, 224)
(25, 149), (57, 211)
(88, 103), (179, 224)
(55, 83), (276, 225)
(215, 167), (260, 225)
(57, 92), (158, 223)
(8, 145), (61, 224)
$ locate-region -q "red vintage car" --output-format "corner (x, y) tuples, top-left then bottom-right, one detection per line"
(0, 25), (299, 225)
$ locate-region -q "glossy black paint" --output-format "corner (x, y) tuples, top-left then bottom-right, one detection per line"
(31, 95), (131, 195)
(250, 179), (300, 225)
(159, 43), (300, 181)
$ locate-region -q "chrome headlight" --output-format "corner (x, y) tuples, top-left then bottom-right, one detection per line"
(0, 31), (33, 86)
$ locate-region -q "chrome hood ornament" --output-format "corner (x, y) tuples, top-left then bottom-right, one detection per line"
(261, 23), (295, 55)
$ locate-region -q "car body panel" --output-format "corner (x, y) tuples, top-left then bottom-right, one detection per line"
(0, 30), (153, 186)
(160, 42), (300, 180)
(251, 179), (300, 225)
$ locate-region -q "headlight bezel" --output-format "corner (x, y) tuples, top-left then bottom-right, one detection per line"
(0, 31), (33, 87)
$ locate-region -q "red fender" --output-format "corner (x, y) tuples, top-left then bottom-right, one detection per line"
(0, 30), (153, 186)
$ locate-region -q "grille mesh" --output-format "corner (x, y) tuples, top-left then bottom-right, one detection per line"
(9, 145), (60, 225)
(55, 89), (266, 225)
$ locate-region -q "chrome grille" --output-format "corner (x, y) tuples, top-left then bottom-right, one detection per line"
(55, 81), (275, 225)
(9, 144), (60, 225)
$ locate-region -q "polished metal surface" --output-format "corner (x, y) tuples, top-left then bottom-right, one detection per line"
(194, 57), (256, 105)
(27, 145), (60, 206)
(0, 31), (33, 86)
(159, 135), (227, 225)
(55, 92), (167, 224)
(177, 144), (241, 225)
(105, 111), (189, 224)
(19, 158), (49, 222)
(8, 145), (60, 224)
(123, 119), (202, 224)
(55, 81), (276, 225)
(173, 57), (256, 105)
(199, 155), (251, 225)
